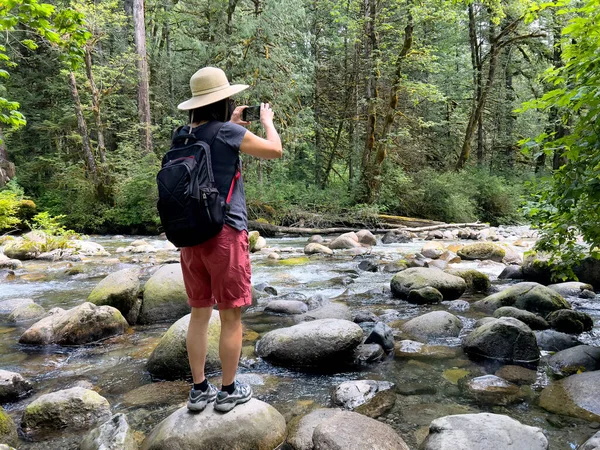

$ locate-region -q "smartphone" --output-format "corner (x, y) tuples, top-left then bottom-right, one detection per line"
(242, 105), (261, 122)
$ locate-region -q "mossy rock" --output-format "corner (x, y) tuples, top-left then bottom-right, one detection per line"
(391, 267), (467, 301)
(7, 302), (45, 323)
(445, 269), (491, 293)
(139, 264), (188, 325)
(458, 243), (506, 262)
(88, 268), (141, 325)
(248, 231), (260, 252)
(17, 199), (37, 223)
(278, 256), (311, 266)
(0, 406), (17, 447)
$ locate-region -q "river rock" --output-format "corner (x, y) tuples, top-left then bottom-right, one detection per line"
(548, 282), (595, 298)
(472, 282), (570, 316)
(546, 310), (594, 334)
(87, 268), (141, 325)
(407, 286), (443, 304)
(353, 343), (385, 364)
(364, 322), (394, 351)
(304, 243), (334, 255)
(445, 269), (491, 293)
(539, 370), (600, 421)
(394, 340), (460, 360)
(493, 306), (549, 330)
(21, 387), (111, 440)
(536, 330), (581, 352)
(0, 406), (17, 447)
(296, 301), (352, 322)
(265, 300), (308, 315)
(146, 311), (221, 380)
(70, 240), (110, 257)
(139, 264), (189, 324)
(422, 413), (548, 450)
(308, 235), (324, 244)
(401, 311), (462, 342)
(255, 319), (363, 369)
(421, 242), (445, 259)
(427, 260), (449, 270)
(499, 265), (524, 280)
(19, 302), (127, 346)
(464, 375), (526, 405)
(439, 250), (461, 264)
(356, 230), (376, 246)
(495, 365), (538, 385)
(0, 297), (35, 321)
(353, 310), (378, 323)
(328, 234), (361, 250)
(458, 242), (506, 262)
(579, 431), (600, 450)
(332, 380), (393, 410)
(383, 260), (408, 273)
(462, 317), (539, 367)
(0, 253), (21, 270)
(5, 302), (45, 324)
(382, 230), (412, 244)
(353, 390), (397, 418)
(391, 267), (467, 300)
(548, 345), (600, 377)
(0, 370), (32, 402)
(80, 413), (136, 450)
(288, 409), (343, 450)
(575, 257), (600, 290)
(311, 410), (409, 450)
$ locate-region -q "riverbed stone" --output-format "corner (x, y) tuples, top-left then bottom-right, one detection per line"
(21, 387), (111, 440)
(311, 410), (410, 450)
(146, 311), (221, 380)
(256, 319), (363, 369)
(458, 242), (506, 262)
(353, 310), (378, 323)
(548, 282), (595, 298)
(445, 269), (491, 293)
(0, 370), (32, 402)
(80, 413), (136, 450)
(391, 267), (467, 300)
(288, 409), (343, 450)
(579, 431), (600, 450)
(6, 302), (45, 323)
(353, 343), (385, 364)
(495, 365), (538, 385)
(0, 406), (17, 448)
(498, 265), (524, 280)
(464, 375), (526, 405)
(546, 310), (594, 334)
(296, 301), (352, 322)
(394, 340), (460, 360)
(353, 390), (397, 418)
(88, 267), (141, 325)
(332, 380), (393, 410)
(364, 322), (394, 351)
(548, 345), (600, 377)
(539, 370), (600, 421)
(401, 311), (462, 342)
(421, 242), (445, 259)
(328, 234), (361, 250)
(356, 230), (376, 246)
(265, 300), (308, 315)
(536, 330), (581, 352)
(427, 260), (449, 270)
(0, 297), (35, 321)
(422, 413), (548, 450)
(304, 243), (334, 255)
(462, 317), (539, 367)
(139, 264), (189, 324)
(19, 302), (127, 346)
(407, 286), (443, 305)
(472, 282), (570, 316)
(142, 399), (285, 450)
(575, 257), (600, 290)
(382, 230), (412, 244)
(493, 306), (549, 330)
(0, 253), (21, 270)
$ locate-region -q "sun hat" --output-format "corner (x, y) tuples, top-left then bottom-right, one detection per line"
(177, 67), (249, 111)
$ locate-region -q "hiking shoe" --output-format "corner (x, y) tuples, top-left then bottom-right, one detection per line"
(187, 382), (218, 412)
(214, 381), (253, 413)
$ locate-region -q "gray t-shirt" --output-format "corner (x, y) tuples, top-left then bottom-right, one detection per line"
(186, 121), (248, 232)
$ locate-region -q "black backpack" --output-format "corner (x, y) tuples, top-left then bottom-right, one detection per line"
(156, 121), (239, 248)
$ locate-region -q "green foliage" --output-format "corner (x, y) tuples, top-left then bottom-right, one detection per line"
(520, 0), (600, 277)
(0, 189), (21, 231)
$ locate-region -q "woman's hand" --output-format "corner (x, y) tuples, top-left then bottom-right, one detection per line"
(230, 105), (250, 127)
(260, 103), (274, 127)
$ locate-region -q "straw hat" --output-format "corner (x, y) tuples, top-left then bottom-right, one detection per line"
(177, 67), (249, 111)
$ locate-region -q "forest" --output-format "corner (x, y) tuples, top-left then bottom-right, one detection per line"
(1, 0), (599, 262)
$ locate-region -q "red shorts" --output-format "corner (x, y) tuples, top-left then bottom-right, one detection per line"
(180, 224), (252, 310)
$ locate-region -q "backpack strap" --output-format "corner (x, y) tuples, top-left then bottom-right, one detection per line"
(226, 157), (241, 205)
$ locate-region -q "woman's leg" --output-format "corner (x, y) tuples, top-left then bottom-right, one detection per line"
(218, 307), (243, 385)
(186, 306), (214, 384)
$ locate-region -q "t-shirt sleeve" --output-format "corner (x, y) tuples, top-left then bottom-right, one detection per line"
(219, 122), (247, 153)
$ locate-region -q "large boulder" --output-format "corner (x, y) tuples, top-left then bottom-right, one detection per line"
(472, 282), (570, 316)
(445, 269), (491, 293)
(255, 319), (363, 370)
(288, 409), (343, 450)
(422, 413), (548, 450)
(546, 310), (594, 334)
(356, 230), (377, 246)
(574, 257), (600, 290)
(7, 302), (45, 323)
(265, 300), (308, 315)
(141, 400), (286, 450)
(21, 387), (111, 440)
(535, 330), (581, 352)
(523, 253), (600, 289)
(87, 268), (141, 325)
(0, 406), (17, 448)
(421, 242), (445, 259)
(462, 317), (540, 367)
(304, 243), (334, 256)
(146, 311), (221, 380)
(328, 233), (361, 250)
(548, 345), (600, 377)
(458, 243), (506, 262)
(139, 264), (189, 324)
(19, 302), (127, 346)
(0, 298), (36, 321)
(80, 413), (136, 450)
(391, 268), (467, 301)
(331, 380), (393, 410)
(401, 311), (462, 342)
(493, 306), (549, 330)
(0, 370), (32, 402)
(548, 282), (594, 298)
(539, 370), (600, 421)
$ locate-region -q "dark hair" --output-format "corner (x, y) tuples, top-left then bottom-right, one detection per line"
(189, 98), (235, 123)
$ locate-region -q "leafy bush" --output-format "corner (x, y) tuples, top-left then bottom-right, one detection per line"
(0, 190), (21, 231)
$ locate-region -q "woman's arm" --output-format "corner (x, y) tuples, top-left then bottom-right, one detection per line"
(233, 103), (282, 160)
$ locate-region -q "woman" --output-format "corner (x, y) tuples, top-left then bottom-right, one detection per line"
(176, 67), (282, 413)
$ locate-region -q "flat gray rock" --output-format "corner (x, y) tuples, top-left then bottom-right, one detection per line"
(391, 268), (466, 300)
(80, 413), (136, 450)
(401, 311), (462, 342)
(539, 370), (600, 421)
(331, 380), (393, 410)
(548, 345), (600, 376)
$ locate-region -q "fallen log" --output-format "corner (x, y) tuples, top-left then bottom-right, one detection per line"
(377, 214), (444, 228)
(401, 222), (488, 233)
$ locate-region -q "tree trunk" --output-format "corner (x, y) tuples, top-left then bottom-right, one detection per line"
(133, 0), (153, 154)
(84, 47), (107, 165)
(0, 127), (16, 187)
(68, 71), (100, 189)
